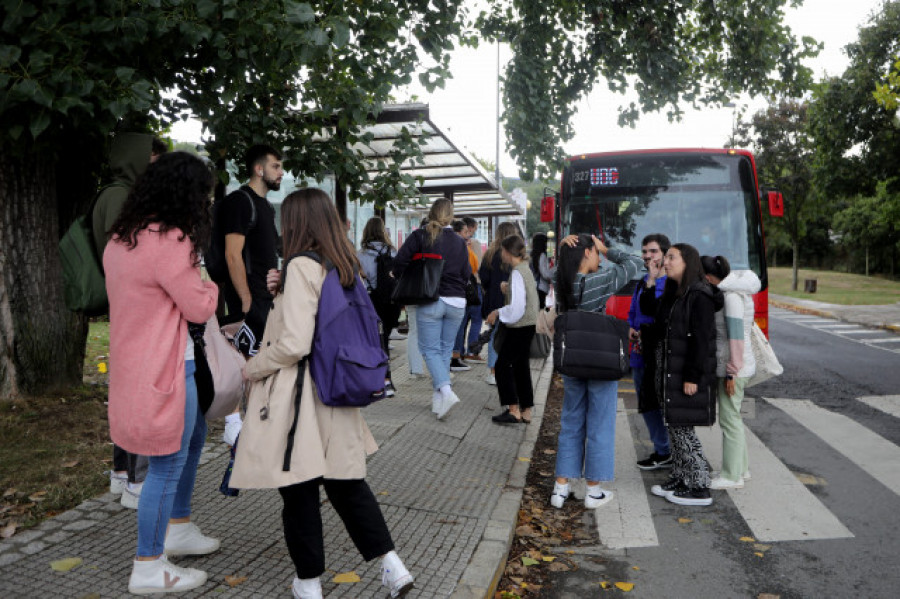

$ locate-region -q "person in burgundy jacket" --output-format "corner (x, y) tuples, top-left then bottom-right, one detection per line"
(104, 152), (219, 595)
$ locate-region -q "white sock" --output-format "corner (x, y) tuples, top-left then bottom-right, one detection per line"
(225, 413), (242, 424)
(440, 384), (453, 399)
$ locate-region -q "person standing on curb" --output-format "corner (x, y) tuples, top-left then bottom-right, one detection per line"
(478, 221), (519, 386)
(486, 235), (538, 425)
(702, 255), (760, 490)
(93, 132), (167, 510)
(642, 244), (723, 507)
(105, 152), (221, 594)
(629, 234), (673, 471)
(230, 189), (415, 599)
(211, 144), (283, 446)
(549, 234), (643, 510)
(530, 232), (555, 309)
(451, 219), (482, 371)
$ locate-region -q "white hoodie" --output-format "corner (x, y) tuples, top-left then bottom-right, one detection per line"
(714, 270), (761, 378)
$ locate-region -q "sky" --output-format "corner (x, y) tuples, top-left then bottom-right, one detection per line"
(170, 0), (887, 179)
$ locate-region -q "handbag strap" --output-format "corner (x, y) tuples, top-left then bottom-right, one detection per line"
(412, 252), (442, 260)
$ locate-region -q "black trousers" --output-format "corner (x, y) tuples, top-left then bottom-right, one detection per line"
(279, 478), (394, 579)
(112, 444), (148, 484)
(495, 325), (536, 409)
(221, 283), (272, 357)
(370, 293), (402, 380)
(537, 289), (547, 310)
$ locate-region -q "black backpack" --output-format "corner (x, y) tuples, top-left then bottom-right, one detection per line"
(206, 189), (257, 284)
(371, 244), (397, 305)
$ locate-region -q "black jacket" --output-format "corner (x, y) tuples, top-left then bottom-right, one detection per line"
(392, 227), (471, 299)
(478, 251), (509, 319)
(641, 279), (724, 426)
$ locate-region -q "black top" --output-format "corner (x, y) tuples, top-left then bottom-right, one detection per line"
(479, 251), (510, 315)
(392, 227), (471, 299)
(215, 185), (278, 301)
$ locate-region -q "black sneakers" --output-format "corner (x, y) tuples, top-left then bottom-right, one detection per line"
(450, 358), (471, 371)
(650, 477), (685, 497)
(636, 452), (673, 470)
(666, 486), (713, 506)
(491, 410), (522, 424)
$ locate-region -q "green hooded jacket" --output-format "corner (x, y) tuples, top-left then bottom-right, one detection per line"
(92, 132), (154, 258)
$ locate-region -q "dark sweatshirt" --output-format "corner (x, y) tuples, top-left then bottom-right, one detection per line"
(392, 227), (471, 299)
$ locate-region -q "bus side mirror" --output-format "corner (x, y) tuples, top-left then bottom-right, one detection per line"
(767, 191), (784, 217)
(540, 196), (555, 222)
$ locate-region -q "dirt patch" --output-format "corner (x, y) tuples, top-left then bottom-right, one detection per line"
(494, 374), (604, 598)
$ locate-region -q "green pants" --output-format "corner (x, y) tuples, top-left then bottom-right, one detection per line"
(717, 377), (749, 481)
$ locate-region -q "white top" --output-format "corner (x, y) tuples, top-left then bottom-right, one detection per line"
(185, 331), (194, 361)
(498, 269), (526, 324)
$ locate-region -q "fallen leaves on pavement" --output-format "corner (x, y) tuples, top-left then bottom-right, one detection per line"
(50, 557), (83, 572)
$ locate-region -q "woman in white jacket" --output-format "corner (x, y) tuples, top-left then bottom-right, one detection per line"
(702, 255), (761, 490)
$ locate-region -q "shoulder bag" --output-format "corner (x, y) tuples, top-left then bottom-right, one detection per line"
(746, 323), (783, 387)
(391, 238), (444, 305)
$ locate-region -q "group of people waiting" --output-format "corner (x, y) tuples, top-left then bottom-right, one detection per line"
(549, 232), (760, 510)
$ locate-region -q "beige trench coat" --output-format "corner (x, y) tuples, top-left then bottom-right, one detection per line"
(230, 257), (378, 489)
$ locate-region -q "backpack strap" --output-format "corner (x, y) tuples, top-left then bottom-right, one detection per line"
(237, 188), (257, 231)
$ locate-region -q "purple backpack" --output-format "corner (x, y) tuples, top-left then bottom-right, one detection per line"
(287, 252), (388, 408)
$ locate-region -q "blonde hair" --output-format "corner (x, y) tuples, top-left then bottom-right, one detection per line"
(484, 221), (519, 264)
(425, 198), (454, 245)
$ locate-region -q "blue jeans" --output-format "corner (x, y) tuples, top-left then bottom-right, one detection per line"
(416, 299), (465, 390)
(406, 306), (424, 375)
(454, 300), (483, 355)
(633, 366), (670, 455)
(555, 375), (617, 482)
(136, 361), (207, 557)
(487, 326), (499, 369)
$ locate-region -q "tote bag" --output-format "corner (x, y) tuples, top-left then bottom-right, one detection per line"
(391, 252), (444, 305)
(747, 323), (783, 387)
(203, 315), (247, 420)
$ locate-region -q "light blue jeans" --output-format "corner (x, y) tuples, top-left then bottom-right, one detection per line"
(406, 306), (424, 375)
(555, 375), (618, 482)
(633, 366), (670, 455)
(416, 299), (465, 391)
(136, 361), (207, 557)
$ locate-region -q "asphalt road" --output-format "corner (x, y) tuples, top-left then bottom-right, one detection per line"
(539, 307), (900, 598)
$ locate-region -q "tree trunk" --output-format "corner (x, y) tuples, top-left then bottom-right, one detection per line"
(865, 245), (869, 277)
(791, 241), (799, 291)
(0, 150), (88, 399)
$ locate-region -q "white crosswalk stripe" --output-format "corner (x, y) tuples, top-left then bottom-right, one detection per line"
(770, 308), (900, 353)
(858, 395), (900, 419)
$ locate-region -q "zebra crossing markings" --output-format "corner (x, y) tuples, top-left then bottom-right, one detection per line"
(695, 421), (852, 542)
(766, 398), (900, 498)
(771, 310), (900, 352)
(858, 395), (900, 419)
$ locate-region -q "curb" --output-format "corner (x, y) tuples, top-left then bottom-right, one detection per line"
(450, 357), (555, 599)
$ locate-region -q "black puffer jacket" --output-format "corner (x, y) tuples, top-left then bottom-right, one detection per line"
(640, 279), (724, 427)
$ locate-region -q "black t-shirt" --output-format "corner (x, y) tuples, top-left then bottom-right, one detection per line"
(217, 185), (278, 301)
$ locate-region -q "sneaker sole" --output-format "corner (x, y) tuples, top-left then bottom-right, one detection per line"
(585, 491), (614, 508)
(665, 495), (713, 506)
(390, 579), (415, 598)
(121, 492), (140, 510)
(129, 573), (207, 595)
(164, 540), (221, 557)
(449, 367), (471, 371)
(650, 486), (676, 498)
(636, 462), (673, 471)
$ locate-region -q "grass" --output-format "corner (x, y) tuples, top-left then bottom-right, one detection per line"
(767, 267), (900, 305)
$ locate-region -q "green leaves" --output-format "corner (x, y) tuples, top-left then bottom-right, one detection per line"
(285, 1), (315, 25)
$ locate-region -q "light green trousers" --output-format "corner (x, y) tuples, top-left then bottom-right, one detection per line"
(717, 377), (749, 481)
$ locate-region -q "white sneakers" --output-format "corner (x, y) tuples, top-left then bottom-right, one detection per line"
(289, 552), (413, 599)
(292, 576), (323, 599)
(436, 389), (460, 420)
(164, 522), (221, 557)
(485, 373), (497, 385)
(109, 471), (128, 495)
(382, 551), (415, 598)
(128, 556), (207, 595)
(584, 485), (614, 508)
(431, 390), (442, 414)
(222, 414), (242, 446)
(550, 482), (569, 508)
(121, 482), (143, 510)
(710, 476), (744, 490)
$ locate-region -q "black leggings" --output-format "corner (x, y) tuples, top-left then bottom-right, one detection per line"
(279, 478), (395, 579)
(495, 325), (536, 409)
(370, 293), (402, 380)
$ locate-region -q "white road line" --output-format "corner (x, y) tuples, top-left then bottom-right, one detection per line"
(837, 329), (885, 335)
(592, 399), (659, 549)
(815, 324), (861, 329)
(862, 337), (900, 344)
(858, 396), (900, 419)
(696, 422), (853, 542)
(766, 398), (900, 498)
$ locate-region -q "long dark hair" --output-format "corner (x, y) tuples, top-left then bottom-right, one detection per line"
(360, 216), (393, 251)
(700, 254), (731, 280)
(671, 243), (705, 297)
(281, 188), (360, 288)
(484, 221), (519, 265)
(110, 152), (212, 265)
(501, 235), (527, 260)
(555, 234), (593, 312)
(530, 232), (548, 276)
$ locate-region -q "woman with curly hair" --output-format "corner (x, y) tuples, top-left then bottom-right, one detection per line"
(104, 152), (220, 594)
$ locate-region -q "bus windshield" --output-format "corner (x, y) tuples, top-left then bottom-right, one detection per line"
(561, 152), (766, 288)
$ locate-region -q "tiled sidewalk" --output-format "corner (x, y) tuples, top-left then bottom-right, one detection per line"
(0, 339), (552, 598)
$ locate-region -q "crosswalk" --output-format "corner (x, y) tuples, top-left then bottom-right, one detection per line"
(591, 393), (900, 549)
(771, 307), (900, 353)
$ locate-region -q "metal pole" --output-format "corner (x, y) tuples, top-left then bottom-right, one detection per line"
(495, 41), (501, 190)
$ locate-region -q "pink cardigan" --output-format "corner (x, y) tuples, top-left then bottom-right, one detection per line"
(104, 227), (218, 455)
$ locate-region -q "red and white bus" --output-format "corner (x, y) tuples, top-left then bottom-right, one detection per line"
(542, 148), (782, 335)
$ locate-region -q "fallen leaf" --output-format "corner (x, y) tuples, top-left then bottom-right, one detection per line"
(517, 457), (531, 462)
(224, 575), (248, 587)
(739, 536), (756, 543)
(632, 566), (640, 570)
(1, 522), (17, 538)
(600, 581), (611, 589)
(615, 582), (635, 592)
(97, 362), (107, 373)
(521, 557), (539, 567)
(62, 460), (79, 468)
(753, 543), (772, 552)
(29, 491), (48, 502)
(542, 556), (556, 562)
(548, 561), (570, 572)
(542, 449), (556, 455)
(565, 550), (575, 555)
(77, 594), (101, 599)
(678, 517), (692, 524)
(50, 557), (83, 572)
(3, 488), (16, 498)
(754, 552), (764, 558)
(377, 491), (389, 496)
(757, 594), (781, 599)
(332, 571), (360, 584)
(510, 576), (523, 585)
